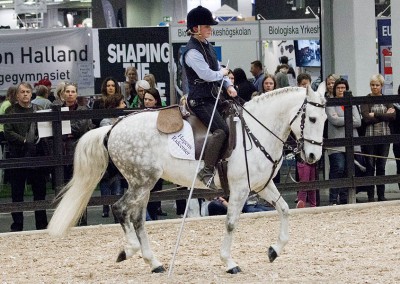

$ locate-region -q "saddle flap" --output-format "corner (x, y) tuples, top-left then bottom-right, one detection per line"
(157, 105), (184, 134)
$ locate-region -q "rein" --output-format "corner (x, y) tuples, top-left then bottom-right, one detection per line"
(232, 95), (325, 194)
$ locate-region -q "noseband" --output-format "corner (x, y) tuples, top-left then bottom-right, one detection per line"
(289, 98), (325, 155)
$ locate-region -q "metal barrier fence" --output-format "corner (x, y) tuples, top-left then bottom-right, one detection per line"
(1, 94), (400, 213)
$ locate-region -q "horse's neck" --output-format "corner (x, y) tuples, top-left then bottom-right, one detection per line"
(245, 89), (305, 142)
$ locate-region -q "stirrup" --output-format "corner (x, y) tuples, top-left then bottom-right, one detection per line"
(197, 168), (218, 190)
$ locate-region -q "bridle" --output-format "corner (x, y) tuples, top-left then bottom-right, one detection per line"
(289, 98), (325, 156)
(233, 96), (325, 194)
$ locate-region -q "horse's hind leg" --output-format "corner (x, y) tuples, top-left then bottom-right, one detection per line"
(220, 188), (248, 274)
(112, 189), (165, 273)
(258, 182), (289, 262)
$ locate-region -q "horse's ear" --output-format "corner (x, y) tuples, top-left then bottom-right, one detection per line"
(306, 84), (314, 97)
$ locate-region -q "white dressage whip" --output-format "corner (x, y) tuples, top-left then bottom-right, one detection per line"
(168, 60), (230, 277)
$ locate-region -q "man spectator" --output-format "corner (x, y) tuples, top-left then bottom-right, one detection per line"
(4, 82), (48, 232)
(250, 60), (265, 92)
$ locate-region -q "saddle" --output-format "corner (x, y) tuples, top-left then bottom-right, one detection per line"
(161, 97), (239, 193)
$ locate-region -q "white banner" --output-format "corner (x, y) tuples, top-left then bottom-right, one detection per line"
(0, 28), (94, 94)
(171, 19), (319, 42)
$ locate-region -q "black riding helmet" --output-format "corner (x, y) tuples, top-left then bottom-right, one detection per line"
(186, 6), (218, 32)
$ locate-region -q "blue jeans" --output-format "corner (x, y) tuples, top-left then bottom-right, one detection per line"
(329, 153), (347, 204)
(100, 178), (123, 214)
(242, 204), (275, 213)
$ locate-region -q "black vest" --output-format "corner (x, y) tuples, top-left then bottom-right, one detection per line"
(183, 37), (219, 100)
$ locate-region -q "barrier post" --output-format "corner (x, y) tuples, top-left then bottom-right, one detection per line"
(344, 91), (356, 203)
(51, 105), (64, 195)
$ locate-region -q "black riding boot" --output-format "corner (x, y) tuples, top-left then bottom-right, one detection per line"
(198, 129), (226, 190)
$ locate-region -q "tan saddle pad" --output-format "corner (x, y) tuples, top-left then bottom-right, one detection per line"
(157, 105), (184, 134)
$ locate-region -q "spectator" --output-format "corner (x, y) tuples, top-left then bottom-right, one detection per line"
(123, 66), (138, 106)
(392, 84), (400, 190)
(4, 82), (48, 232)
(53, 81), (66, 106)
(227, 69), (234, 85)
(251, 74), (282, 184)
(141, 88), (167, 220)
(99, 93), (126, 219)
(275, 64), (290, 88)
(62, 82), (94, 225)
(34, 77), (54, 102)
(279, 56), (296, 86)
(324, 74), (341, 99)
(143, 73), (157, 89)
(31, 85), (52, 109)
(326, 78), (362, 205)
(0, 86), (17, 143)
(250, 60), (265, 92)
(208, 195), (274, 216)
(130, 80), (150, 108)
(208, 196), (229, 216)
(295, 73), (318, 208)
(233, 67), (257, 102)
(360, 74), (395, 201)
(92, 77), (121, 127)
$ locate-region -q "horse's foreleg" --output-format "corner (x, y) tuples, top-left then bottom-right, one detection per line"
(258, 183), (289, 262)
(220, 189), (248, 274)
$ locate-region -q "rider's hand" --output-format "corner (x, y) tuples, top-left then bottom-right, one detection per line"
(220, 68), (229, 76)
(227, 85), (237, 97)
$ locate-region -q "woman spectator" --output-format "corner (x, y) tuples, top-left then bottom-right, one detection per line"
(99, 93), (126, 219)
(62, 82), (93, 225)
(92, 77), (121, 127)
(251, 74), (281, 183)
(123, 66), (138, 106)
(232, 68), (257, 102)
(324, 74), (340, 99)
(130, 80), (151, 108)
(141, 88), (166, 219)
(360, 74), (395, 202)
(326, 78), (362, 205)
(143, 73), (157, 89)
(392, 84), (400, 190)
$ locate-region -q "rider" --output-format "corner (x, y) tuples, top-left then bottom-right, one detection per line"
(183, 6), (237, 189)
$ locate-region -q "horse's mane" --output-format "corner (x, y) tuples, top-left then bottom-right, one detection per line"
(248, 86), (325, 106)
(247, 87), (304, 106)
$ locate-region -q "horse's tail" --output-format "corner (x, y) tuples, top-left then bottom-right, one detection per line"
(48, 125), (112, 236)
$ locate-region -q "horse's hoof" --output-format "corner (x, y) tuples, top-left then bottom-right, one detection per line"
(268, 246), (278, 263)
(227, 266), (242, 274)
(116, 251), (127, 262)
(151, 266), (166, 273)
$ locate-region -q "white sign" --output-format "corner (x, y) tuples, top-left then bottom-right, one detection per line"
(261, 19), (320, 40)
(168, 121), (195, 160)
(14, 0), (47, 14)
(171, 19), (320, 43)
(37, 107), (72, 138)
(0, 28), (94, 92)
(171, 22), (259, 42)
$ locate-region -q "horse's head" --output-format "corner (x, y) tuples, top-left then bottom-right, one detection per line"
(290, 85), (327, 164)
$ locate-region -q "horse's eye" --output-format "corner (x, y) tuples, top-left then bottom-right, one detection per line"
(309, 117), (316, 123)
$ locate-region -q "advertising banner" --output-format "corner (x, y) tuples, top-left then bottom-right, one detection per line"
(377, 18), (392, 95)
(94, 27), (170, 99)
(0, 28), (93, 94)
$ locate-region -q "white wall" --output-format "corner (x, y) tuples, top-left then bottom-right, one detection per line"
(333, 0), (377, 96)
(0, 9), (17, 29)
(392, 0), (400, 94)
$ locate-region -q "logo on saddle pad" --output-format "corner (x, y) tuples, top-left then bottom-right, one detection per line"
(168, 121), (195, 160)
